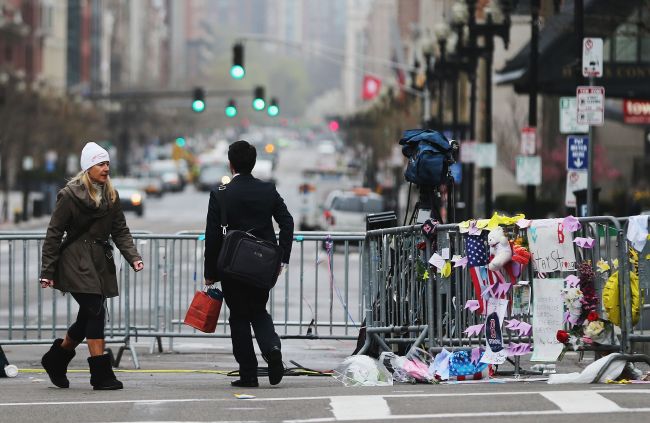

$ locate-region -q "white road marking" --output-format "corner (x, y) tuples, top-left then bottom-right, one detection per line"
(541, 391), (622, 413)
(330, 395), (390, 421)
(285, 408), (650, 423)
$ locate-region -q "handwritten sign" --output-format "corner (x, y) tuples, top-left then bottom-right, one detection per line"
(527, 219), (576, 272)
(531, 278), (565, 362)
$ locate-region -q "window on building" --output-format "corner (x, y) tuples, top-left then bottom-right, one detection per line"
(614, 23), (637, 62)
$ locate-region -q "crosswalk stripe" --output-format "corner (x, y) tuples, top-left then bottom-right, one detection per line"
(541, 391), (622, 413)
(329, 395), (390, 421)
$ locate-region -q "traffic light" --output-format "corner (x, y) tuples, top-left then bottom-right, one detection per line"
(175, 137), (186, 148)
(328, 120), (340, 132)
(267, 98), (279, 117)
(225, 99), (237, 118)
(230, 43), (245, 80)
(252, 86), (265, 111)
(191, 87), (205, 112)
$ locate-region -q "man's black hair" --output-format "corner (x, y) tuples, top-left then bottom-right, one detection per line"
(228, 140), (257, 174)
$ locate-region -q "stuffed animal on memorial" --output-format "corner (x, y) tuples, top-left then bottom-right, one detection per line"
(487, 227), (512, 272)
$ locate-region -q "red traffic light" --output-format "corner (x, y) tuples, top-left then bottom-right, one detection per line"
(328, 120), (340, 132)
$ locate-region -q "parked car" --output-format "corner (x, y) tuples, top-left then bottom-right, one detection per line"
(111, 177), (145, 217)
(321, 188), (384, 233)
(196, 162), (232, 191)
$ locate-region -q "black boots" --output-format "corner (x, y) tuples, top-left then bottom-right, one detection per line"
(231, 378), (259, 388)
(41, 338), (76, 388)
(87, 354), (123, 390)
(267, 346), (284, 386)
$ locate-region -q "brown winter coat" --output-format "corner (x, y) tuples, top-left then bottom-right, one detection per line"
(40, 179), (141, 297)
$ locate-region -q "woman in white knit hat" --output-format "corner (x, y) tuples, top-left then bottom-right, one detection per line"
(39, 142), (144, 390)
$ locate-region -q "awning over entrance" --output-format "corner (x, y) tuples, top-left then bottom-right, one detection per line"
(496, 0), (650, 99)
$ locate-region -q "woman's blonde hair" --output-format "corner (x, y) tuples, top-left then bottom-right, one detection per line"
(69, 170), (117, 207)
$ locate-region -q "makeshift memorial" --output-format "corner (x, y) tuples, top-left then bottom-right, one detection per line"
(380, 349), (435, 384)
(333, 355), (393, 387)
(487, 227), (512, 272)
(527, 219), (576, 272)
(480, 298), (509, 365)
(531, 278), (565, 362)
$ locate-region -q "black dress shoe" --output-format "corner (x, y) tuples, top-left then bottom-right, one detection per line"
(231, 379), (259, 388)
(267, 346), (284, 386)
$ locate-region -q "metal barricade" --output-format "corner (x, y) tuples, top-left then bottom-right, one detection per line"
(359, 216), (630, 368)
(620, 217), (650, 352)
(0, 231), (366, 367)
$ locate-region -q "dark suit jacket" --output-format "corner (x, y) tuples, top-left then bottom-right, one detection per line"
(204, 173), (294, 281)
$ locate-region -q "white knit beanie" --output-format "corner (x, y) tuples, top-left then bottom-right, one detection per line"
(80, 142), (110, 171)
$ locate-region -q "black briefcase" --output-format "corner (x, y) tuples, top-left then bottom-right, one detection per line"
(217, 230), (283, 289)
(215, 185), (283, 289)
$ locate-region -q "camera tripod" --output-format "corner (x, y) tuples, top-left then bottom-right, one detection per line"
(404, 173), (456, 226)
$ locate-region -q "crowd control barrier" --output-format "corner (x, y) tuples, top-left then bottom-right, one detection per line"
(0, 231), (365, 368)
(358, 216), (642, 374)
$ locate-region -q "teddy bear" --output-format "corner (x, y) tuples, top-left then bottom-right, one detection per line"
(487, 227), (512, 272)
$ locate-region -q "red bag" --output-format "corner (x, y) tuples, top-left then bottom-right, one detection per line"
(184, 288), (223, 333)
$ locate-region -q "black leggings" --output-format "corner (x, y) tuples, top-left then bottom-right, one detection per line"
(67, 293), (106, 341)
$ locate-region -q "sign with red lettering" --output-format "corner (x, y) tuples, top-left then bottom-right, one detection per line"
(623, 99), (650, 124)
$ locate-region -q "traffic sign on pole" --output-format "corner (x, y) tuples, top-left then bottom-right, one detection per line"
(559, 97), (589, 134)
(520, 127), (536, 155)
(576, 86), (604, 126)
(566, 136), (589, 171)
(516, 156), (541, 186)
(582, 37), (603, 78)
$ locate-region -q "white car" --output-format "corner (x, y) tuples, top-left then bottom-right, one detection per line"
(321, 188), (385, 233)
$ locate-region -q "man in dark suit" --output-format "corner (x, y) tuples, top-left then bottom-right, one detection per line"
(204, 140), (294, 387)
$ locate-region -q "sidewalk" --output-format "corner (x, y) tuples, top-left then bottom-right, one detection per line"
(2, 337), (595, 379)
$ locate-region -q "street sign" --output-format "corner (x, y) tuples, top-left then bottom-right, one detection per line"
(520, 127), (536, 156)
(582, 37), (603, 77)
(516, 156), (541, 186)
(460, 141), (477, 163)
(623, 99), (650, 124)
(566, 136), (589, 170)
(565, 170), (588, 207)
(576, 86), (604, 126)
(559, 97), (589, 134)
(474, 143), (497, 168)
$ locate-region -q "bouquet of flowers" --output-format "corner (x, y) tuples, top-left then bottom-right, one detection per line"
(561, 286), (583, 327)
(556, 311), (614, 351)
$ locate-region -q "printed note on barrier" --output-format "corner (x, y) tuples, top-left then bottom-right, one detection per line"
(531, 278), (565, 362)
(527, 219), (576, 272)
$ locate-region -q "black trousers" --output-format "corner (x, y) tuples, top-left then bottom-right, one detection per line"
(222, 281), (280, 379)
(67, 293), (106, 341)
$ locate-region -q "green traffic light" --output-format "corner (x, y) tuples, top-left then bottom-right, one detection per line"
(267, 104), (279, 117)
(230, 65), (245, 80)
(192, 99), (205, 113)
(225, 105), (237, 118)
(175, 137), (186, 148)
(252, 98), (265, 111)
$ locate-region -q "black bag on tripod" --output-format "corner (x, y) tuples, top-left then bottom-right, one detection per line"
(399, 129), (453, 187)
(215, 186), (283, 290)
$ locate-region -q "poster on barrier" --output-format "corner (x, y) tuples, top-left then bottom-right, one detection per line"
(480, 298), (509, 365)
(527, 219), (576, 273)
(531, 278), (565, 362)
(512, 284), (531, 316)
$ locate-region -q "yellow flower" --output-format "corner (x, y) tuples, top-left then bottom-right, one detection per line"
(596, 259), (610, 273)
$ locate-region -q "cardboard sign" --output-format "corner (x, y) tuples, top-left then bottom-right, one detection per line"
(527, 219), (576, 273)
(531, 278), (565, 362)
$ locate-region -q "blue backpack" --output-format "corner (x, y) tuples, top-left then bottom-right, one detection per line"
(399, 129), (453, 187)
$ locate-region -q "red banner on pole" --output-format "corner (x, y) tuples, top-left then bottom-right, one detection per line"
(623, 99), (650, 124)
(362, 75), (381, 101)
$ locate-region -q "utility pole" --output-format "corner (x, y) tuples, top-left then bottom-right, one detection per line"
(526, 0), (540, 216)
